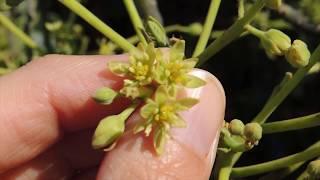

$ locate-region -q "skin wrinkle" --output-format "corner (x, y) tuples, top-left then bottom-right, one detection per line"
(0, 66), (60, 172)
(99, 134), (210, 180)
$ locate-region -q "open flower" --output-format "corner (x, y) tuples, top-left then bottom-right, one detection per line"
(108, 43), (157, 98)
(153, 39), (206, 96)
(109, 43), (156, 85)
(134, 86), (199, 155)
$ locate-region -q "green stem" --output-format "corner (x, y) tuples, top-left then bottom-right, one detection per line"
(259, 162), (305, 180)
(220, 40), (320, 180)
(123, 0), (147, 45)
(192, 0), (222, 57)
(262, 112), (320, 134)
(238, 0), (245, 18)
(0, 12), (38, 49)
(297, 170), (310, 180)
(196, 0), (267, 67)
(217, 152), (241, 180)
(231, 141), (320, 178)
(252, 43), (320, 124)
(117, 24), (224, 50)
(245, 24), (265, 38)
(59, 0), (136, 52)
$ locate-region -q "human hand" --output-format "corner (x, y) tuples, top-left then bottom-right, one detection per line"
(0, 55), (225, 180)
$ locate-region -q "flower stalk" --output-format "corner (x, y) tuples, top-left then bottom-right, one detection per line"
(197, 0), (268, 66)
(192, 0), (222, 57)
(0, 12), (38, 49)
(231, 141), (320, 178)
(59, 0), (136, 52)
(262, 112), (320, 134)
(123, 0), (148, 45)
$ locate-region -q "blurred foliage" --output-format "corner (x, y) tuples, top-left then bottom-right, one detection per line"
(300, 0), (320, 24)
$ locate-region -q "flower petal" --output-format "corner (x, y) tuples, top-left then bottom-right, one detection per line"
(170, 39), (185, 60)
(183, 58), (198, 69)
(182, 74), (206, 88)
(153, 126), (169, 155)
(108, 61), (129, 76)
(155, 86), (169, 104)
(175, 98), (199, 110)
(168, 114), (186, 128)
(140, 101), (158, 119)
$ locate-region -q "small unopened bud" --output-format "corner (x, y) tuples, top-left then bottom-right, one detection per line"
(285, 40), (311, 68)
(261, 29), (291, 56)
(266, 0), (282, 10)
(188, 23), (203, 35)
(307, 160), (320, 179)
(244, 122), (262, 143)
(93, 87), (118, 105)
(229, 119), (245, 136)
(92, 106), (135, 149)
(146, 16), (169, 47)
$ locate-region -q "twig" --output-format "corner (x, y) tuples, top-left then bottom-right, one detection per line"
(231, 141), (320, 178)
(277, 3), (320, 34)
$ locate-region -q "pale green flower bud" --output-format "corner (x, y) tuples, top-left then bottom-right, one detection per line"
(261, 29), (291, 56)
(146, 16), (169, 47)
(188, 23), (203, 35)
(266, 0), (282, 10)
(229, 119), (245, 136)
(92, 106), (135, 149)
(244, 122), (262, 143)
(92, 87), (118, 105)
(285, 40), (311, 68)
(307, 160), (320, 179)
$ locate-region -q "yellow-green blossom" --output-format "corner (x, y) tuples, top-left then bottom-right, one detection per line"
(153, 39), (206, 96)
(285, 39), (311, 68)
(260, 29), (291, 57)
(109, 43), (156, 85)
(134, 86), (199, 155)
(108, 43), (157, 98)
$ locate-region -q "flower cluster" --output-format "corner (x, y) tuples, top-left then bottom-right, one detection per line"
(109, 39), (205, 98)
(92, 39), (206, 155)
(218, 119), (263, 153)
(246, 25), (311, 68)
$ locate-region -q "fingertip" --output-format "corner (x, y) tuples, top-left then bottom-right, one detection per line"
(97, 134), (212, 180)
(96, 69), (225, 180)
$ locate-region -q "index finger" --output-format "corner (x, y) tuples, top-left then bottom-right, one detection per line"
(0, 55), (129, 172)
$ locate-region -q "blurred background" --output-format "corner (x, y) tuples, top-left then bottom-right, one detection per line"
(0, 0), (319, 179)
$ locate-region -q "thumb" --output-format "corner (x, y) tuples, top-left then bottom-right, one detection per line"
(97, 69), (225, 180)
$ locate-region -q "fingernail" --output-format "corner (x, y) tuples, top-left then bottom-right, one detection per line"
(171, 69), (225, 161)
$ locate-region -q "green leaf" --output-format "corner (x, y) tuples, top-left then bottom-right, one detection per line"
(92, 87), (118, 105)
(92, 106), (135, 149)
(153, 126), (169, 155)
(182, 75), (206, 88)
(108, 61), (129, 76)
(0, 0), (24, 10)
(140, 101), (158, 119)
